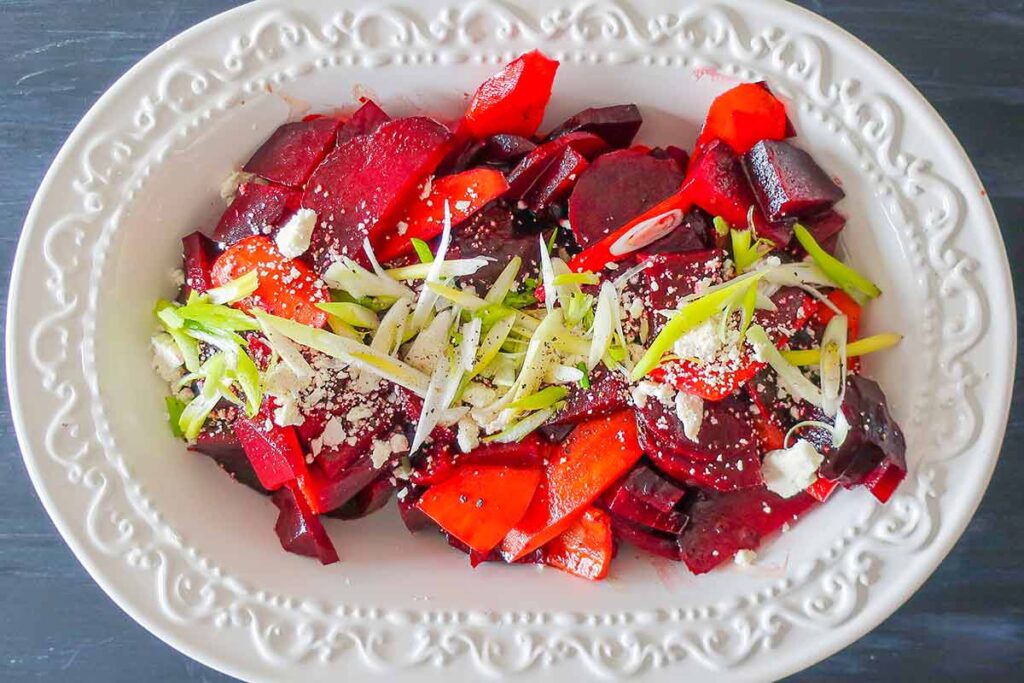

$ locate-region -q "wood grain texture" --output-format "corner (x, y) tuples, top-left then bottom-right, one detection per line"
(0, 0), (1021, 680)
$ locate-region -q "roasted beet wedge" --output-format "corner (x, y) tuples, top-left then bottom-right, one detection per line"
(685, 138), (763, 229)
(568, 149), (685, 248)
(523, 146), (589, 212)
(302, 117), (452, 271)
(791, 209), (847, 255)
(212, 182), (300, 246)
(181, 231), (218, 296)
(335, 99), (390, 147)
(310, 455), (386, 514)
(191, 413), (268, 494)
(610, 518), (682, 560)
(641, 250), (729, 325)
(243, 117), (342, 188)
(326, 475), (394, 520)
(546, 104), (643, 149)
(677, 487), (817, 574)
(506, 132), (608, 200)
(272, 483), (339, 565)
(602, 464), (688, 534)
(744, 139), (845, 222)
(549, 364), (630, 426)
(822, 376), (907, 487)
(482, 134), (537, 164)
(448, 202), (541, 287)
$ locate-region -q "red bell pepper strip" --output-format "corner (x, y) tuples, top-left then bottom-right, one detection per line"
(500, 410), (643, 561)
(211, 235), (329, 328)
(568, 182), (694, 273)
(864, 461), (906, 503)
(417, 464), (542, 554)
(695, 82), (790, 155)
(460, 50), (559, 139)
(541, 507), (614, 581)
(806, 476), (840, 502)
(181, 231), (218, 297)
(376, 168), (509, 263)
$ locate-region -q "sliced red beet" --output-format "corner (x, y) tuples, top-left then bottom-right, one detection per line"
(791, 209), (847, 255)
(448, 202), (541, 288)
(243, 117), (342, 188)
(212, 182), (300, 246)
(638, 391), (760, 463)
(601, 464), (688, 534)
(523, 146), (588, 212)
(234, 412), (309, 492)
(641, 250), (729, 331)
(610, 517), (682, 560)
(325, 475), (394, 520)
(506, 132), (608, 201)
(677, 487), (817, 574)
(567, 148), (685, 249)
(743, 139), (845, 222)
(823, 376), (907, 487)
(685, 138), (763, 229)
(636, 208), (713, 257)
(271, 483), (339, 565)
(191, 412), (268, 494)
(546, 104), (643, 149)
(397, 486), (433, 532)
(549, 364), (630, 426)
(181, 231), (218, 296)
(335, 99), (390, 147)
(302, 117), (452, 271)
(482, 134), (538, 164)
(310, 455), (387, 514)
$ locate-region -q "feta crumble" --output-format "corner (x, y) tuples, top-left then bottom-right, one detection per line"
(275, 208), (318, 258)
(674, 391), (704, 442)
(761, 439), (824, 498)
(457, 417), (481, 453)
(734, 549), (757, 567)
(151, 333), (184, 384)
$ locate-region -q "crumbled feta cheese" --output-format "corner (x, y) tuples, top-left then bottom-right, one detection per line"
(454, 199), (471, 212)
(220, 170), (257, 204)
(631, 380), (674, 409)
(419, 176), (433, 200)
(273, 396), (303, 427)
(346, 404), (373, 425)
(761, 439), (824, 498)
(371, 439), (392, 468)
(320, 417), (348, 448)
(674, 391), (704, 442)
(734, 549), (757, 567)
(462, 383), (497, 408)
(274, 208), (318, 258)
(170, 268), (185, 288)
(672, 317), (725, 363)
(457, 418), (481, 453)
(389, 433), (409, 454)
(151, 333), (184, 383)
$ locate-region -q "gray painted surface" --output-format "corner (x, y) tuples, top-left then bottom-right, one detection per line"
(0, 1), (1020, 680)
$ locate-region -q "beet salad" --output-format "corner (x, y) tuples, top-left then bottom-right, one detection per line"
(151, 50), (906, 579)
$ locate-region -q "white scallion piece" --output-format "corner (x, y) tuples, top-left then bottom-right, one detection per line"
(206, 271), (259, 305)
(371, 297), (412, 354)
(254, 312), (313, 380)
(323, 256), (413, 299)
(404, 309), (454, 374)
(386, 257), (490, 281)
(411, 201), (454, 331)
(819, 314), (848, 416)
(410, 352), (451, 454)
(747, 324), (823, 407)
(538, 235), (556, 313)
(460, 317), (483, 373)
(588, 282), (616, 370)
(485, 256), (522, 304)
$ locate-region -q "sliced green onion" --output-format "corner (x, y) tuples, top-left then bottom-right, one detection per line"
(547, 225), (560, 252)
(538, 235), (556, 313)
(782, 333), (903, 366)
(633, 273), (765, 379)
(819, 314), (848, 417)
(168, 328), (201, 373)
(165, 396), (186, 438)
(485, 256), (522, 305)
(155, 299), (184, 330)
(794, 224), (881, 301)
(508, 386), (568, 411)
(738, 280), (758, 340)
(324, 256), (414, 299)
(371, 297), (412, 355)
(231, 349), (262, 417)
(588, 282), (615, 370)
(473, 303), (519, 328)
(178, 353), (227, 440)
(411, 201), (454, 331)
(553, 272), (600, 287)
(482, 406), (557, 444)
(427, 281), (488, 312)
(176, 302), (260, 332)
(206, 270), (258, 305)
(316, 302), (379, 330)
(385, 257), (490, 281)
(470, 314), (516, 377)
(783, 420), (835, 449)
(713, 216), (731, 237)
(503, 290), (538, 309)
(256, 313), (313, 379)
(747, 325), (822, 407)
(411, 237), (434, 263)
(577, 362), (591, 389)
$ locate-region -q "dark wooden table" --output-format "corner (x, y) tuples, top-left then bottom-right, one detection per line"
(1, 1), (1021, 680)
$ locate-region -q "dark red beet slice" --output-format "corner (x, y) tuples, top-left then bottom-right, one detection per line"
(396, 486), (433, 532)
(685, 139), (762, 229)
(568, 148), (685, 248)
(549, 364), (630, 426)
(743, 139), (845, 222)
(677, 488), (817, 574)
(335, 99), (390, 147)
(641, 250), (729, 332)
(234, 411), (308, 491)
(794, 209), (846, 255)
(212, 182), (300, 246)
(448, 202), (541, 288)
(638, 392), (759, 463)
(523, 146), (589, 212)
(302, 117), (452, 271)
(181, 231), (218, 296)
(328, 475), (394, 519)
(823, 376), (906, 486)
(610, 517), (682, 560)
(191, 412), (268, 494)
(311, 455), (388, 514)
(748, 367), (833, 454)
(506, 132), (608, 200)
(546, 104), (643, 149)
(483, 134), (538, 164)
(659, 145), (690, 171)
(271, 484), (339, 565)
(243, 117), (343, 188)
(602, 464), (688, 534)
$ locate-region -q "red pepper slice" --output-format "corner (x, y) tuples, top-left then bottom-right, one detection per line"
(864, 461), (906, 503)
(376, 168), (509, 263)
(541, 507), (614, 581)
(181, 231), (218, 297)
(500, 410), (643, 561)
(461, 50), (559, 139)
(806, 476), (840, 502)
(211, 235), (328, 328)
(567, 183), (694, 273)
(695, 82), (790, 155)
(417, 464), (542, 554)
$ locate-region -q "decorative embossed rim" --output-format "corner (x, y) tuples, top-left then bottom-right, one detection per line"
(8, 0), (1014, 681)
